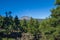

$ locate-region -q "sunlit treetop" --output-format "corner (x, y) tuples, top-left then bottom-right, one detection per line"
(51, 6), (60, 18)
(55, 0), (60, 5)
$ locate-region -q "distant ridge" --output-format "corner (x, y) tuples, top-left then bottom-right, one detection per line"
(20, 16), (31, 20)
(20, 16), (43, 22)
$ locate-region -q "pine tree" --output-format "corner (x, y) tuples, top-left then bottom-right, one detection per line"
(55, 0), (60, 5)
(3, 11), (12, 40)
(28, 17), (34, 34)
(8, 11), (13, 32)
(21, 19), (27, 33)
(51, 0), (60, 27)
(33, 19), (40, 40)
(14, 16), (20, 31)
(0, 15), (3, 28)
(50, 0), (60, 40)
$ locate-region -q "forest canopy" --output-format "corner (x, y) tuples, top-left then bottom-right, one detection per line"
(0, 0), (60, 40)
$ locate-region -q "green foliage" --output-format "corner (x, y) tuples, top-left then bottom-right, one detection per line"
(27, 17), (34, 33)
(20, 19), (27, 33)
(0, 15), (3, 28)
(14, 16), (20, 30)
(55, 0), (60, 5)
(39, 0), (60, 40)
(51, 6), (60, 18)
(0, 0), (60, 40)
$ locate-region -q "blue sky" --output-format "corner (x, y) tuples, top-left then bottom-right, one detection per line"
(0, 0), (55, 19)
